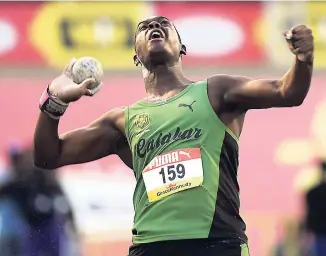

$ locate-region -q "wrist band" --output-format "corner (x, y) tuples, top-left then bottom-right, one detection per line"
(39, 85), (68, 120)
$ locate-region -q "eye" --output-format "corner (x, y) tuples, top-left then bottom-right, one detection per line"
(161, 20), (169, 26)
(138, 25), (147, 31)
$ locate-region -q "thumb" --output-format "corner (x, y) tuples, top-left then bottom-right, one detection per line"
(284, 30), (293, 40)
(63, 58), (77, 76)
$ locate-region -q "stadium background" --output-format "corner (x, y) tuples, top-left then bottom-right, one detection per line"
(0, 1), (325, 255)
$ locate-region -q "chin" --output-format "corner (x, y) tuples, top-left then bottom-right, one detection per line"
(147, 47), (169, 62)
(144, 44), (175, 67)
(148, 42), (167, 54)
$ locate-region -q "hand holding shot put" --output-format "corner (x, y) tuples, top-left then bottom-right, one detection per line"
(48, 57), (103, 104)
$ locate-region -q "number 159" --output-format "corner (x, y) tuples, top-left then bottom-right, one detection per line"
(158, 164), (185, 184)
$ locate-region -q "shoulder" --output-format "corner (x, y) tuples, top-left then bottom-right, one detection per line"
(91, 107), (127, 134)
(207, 74), (253, 92)
(101, 107), (126, 122)
(205, 74), (252, 109)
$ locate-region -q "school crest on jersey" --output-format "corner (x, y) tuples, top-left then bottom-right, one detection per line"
(134, 113), (150, 132)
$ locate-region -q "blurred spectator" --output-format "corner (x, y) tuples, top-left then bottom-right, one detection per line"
(305, 160), (326, 256)
(269, 220), (311, 256)
(0, 144), (79, 256)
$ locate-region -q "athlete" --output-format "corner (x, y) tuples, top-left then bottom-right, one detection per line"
(34, 16), (314, 256)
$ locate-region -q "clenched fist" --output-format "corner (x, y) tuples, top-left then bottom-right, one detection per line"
(284, 24), (314, 63)
(49, 58), (98, 104)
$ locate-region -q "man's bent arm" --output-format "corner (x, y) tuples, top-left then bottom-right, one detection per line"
(33, 108), (124, 169)
(222, 57), (313, 110)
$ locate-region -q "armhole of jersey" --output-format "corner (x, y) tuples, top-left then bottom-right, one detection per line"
(201, 79), (239, 144)
(124, 106), (131, 147)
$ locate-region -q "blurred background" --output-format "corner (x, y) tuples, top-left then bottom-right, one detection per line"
(0, 1), (326, 256)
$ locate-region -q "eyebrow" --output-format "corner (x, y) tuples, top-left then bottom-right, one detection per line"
(137, 16), (170, 29)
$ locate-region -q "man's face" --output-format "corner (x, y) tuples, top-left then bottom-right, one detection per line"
(134, 16), (182, 67)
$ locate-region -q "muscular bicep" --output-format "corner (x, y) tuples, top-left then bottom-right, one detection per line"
(224, 78), (290, 109)
(57, 113), (124, 167)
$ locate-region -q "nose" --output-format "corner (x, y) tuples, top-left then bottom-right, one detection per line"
(148, 21), (161, 30)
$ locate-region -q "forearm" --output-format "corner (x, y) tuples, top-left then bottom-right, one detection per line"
(33, 112), (61, 169)
(279, 56), (313, 105)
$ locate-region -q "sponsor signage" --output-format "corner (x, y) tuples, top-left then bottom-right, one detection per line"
(154, 2), (265, 66)
(29, 2), (151, 69)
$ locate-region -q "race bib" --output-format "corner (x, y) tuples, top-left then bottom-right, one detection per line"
(142, 148), (204, 202)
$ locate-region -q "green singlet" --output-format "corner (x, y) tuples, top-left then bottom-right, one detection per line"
(125, 80), (247, 244)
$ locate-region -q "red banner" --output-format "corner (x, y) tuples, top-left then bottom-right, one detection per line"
(0, 3), (45, 66)
(154, 2), (265, 66)
(1, 2), (266, 68)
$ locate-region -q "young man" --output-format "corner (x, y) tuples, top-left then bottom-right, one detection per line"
(34, 16), (314, 256)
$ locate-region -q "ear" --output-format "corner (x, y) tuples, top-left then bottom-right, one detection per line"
(133, 55), (140, 66)
(180, 44), (187, 56)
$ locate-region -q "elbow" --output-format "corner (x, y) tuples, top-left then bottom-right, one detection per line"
(292, 98), (305, 107)
(280, 97), (305, 108)
(34, 158), (57, 170)
(286, 95), (306, 107)
(33, 142), (61, 170)
(33, 153), (58, 170)
(33, 158), (45, 169)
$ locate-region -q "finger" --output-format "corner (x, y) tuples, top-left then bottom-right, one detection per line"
(84, 89), (95, 97)
(292, 38), (307, 48)
(284, 30), (293, 40)
(292, 38), (313, 50)
(291, 32), (312, 41)
(83, 82), (102, 96)
(296, 46), (314, 54)
(288, 44), (295, 53)
(63, 58), (77, 75)
(290, 33), (303, 41)
(291, 24), (307, 33)
(89, 82), (102, 95)
(79, 77), (97, 90)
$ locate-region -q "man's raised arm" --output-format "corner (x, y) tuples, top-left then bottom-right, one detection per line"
(221, 24), (314, 110)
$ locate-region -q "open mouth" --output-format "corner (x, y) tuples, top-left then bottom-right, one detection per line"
(149, 30), (164, 40)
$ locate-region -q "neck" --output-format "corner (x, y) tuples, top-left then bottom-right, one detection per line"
(142, 63), (190, 97)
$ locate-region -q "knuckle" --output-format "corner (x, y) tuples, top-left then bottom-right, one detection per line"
(292, 24), (308, 33)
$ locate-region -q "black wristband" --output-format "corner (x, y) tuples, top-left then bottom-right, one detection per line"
(39, 85), (68, 120)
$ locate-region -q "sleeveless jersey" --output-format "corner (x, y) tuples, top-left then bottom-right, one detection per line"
(125, 80), (247, 244)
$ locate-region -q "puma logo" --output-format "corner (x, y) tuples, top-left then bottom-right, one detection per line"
(179, 150), (192, 159)
(178, 100), (196, 112)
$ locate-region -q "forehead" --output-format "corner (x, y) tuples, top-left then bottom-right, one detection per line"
(137, 16), (170, 27)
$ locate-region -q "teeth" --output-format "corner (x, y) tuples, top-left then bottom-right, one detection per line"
(151, 31), (162, 39)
